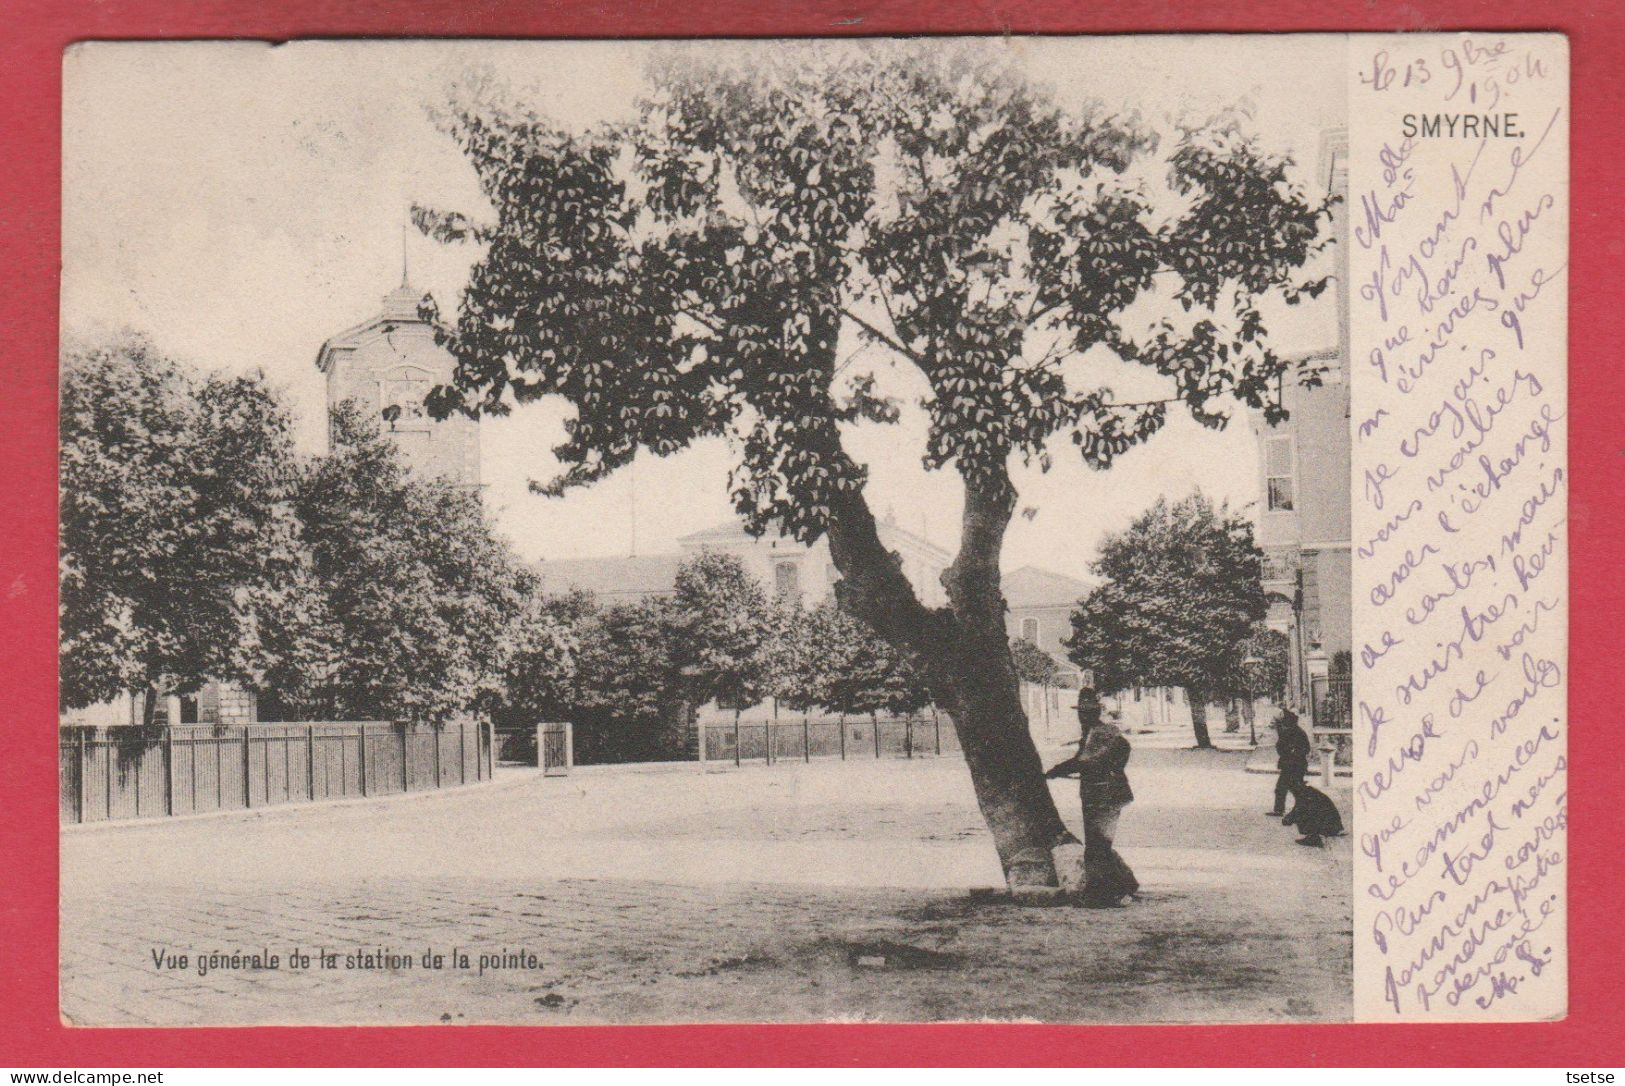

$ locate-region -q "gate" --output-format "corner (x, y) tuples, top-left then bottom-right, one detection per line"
(537, 721), (572, 777)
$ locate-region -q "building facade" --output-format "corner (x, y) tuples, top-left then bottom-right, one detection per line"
(536, 511), (953, 609)
(1251, 127), (1353, 742)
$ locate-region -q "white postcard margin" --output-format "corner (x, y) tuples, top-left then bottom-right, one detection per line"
(1347, 32), (1569, 1022)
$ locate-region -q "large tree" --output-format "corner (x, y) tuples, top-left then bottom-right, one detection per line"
(1066, 492), (1268, 749)
(419, 43), (1332, 890)
(59, 335), (316, 723)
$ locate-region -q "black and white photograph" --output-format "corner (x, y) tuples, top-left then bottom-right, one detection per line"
(59, 32), (1396, 1026)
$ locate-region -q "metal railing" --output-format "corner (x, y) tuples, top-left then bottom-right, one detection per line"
(1308, 674), (1354, 769)
(59, 719), (495, 825)
(699, 715), (959, 766)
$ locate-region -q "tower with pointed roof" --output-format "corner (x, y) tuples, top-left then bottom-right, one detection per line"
(314, 261), (480, 490)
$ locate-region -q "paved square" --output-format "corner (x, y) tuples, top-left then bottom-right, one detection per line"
(61, 743), (1351, 1024)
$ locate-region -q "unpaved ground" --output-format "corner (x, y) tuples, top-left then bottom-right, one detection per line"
(60, 743), (1351, 1025)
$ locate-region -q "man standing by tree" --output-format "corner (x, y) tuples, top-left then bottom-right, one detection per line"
(1045, 683), (1138, 906)
(419, 41), (1333, 893)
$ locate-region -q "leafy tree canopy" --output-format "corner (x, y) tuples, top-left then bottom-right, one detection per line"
(1010, 637), (1062, 688)
(1066, 490), (1267, 699)
(59, 335), (313, 718)
(417, 43), (1335, 544)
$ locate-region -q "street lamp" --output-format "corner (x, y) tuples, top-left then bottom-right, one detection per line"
(1239, 653), (1263, 746)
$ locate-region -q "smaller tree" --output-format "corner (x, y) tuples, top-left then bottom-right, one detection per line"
(668, 551), (771, 724)
(1010, 639), (1062, 690)
(291, 404), (530, 723)
(564, 596), (689, 763)
(1066, 492), (1266, 748)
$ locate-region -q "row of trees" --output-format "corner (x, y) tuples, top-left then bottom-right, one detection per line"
(510, 553), (935, 764)
(60, 334), (571, 727)
(60, 336), (933, 758)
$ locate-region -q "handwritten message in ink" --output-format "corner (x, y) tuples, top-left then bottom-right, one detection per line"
(1349, 33), (1568, 1022)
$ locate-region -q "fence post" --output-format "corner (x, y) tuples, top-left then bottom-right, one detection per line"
(433, 723), (442, 786)
(765, 722), (773, 765)
(733, 717), (741, 767)
(164, 727), (174, 816)
(839, 720), (846, 761)
(359, 723), (368, 797)
(935, 714), (942, 756)
(76, 730), (86, 824)
(401, 723), (410, 792)
(306, 725), (316, 802)
(535, 723), (545, 771)
(803, 718), (810, 763)
(242, 725), (252, 809)
(872, 718), (880, 760)
(905, 717), (913, 759)
(564, 721), (574, 772)
(460, 720), (468, 784)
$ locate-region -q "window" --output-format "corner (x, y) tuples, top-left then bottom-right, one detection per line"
(1021, 617), (1040, 643)
(774, 561), (801, 599)
(1265, 436), (1295, 511)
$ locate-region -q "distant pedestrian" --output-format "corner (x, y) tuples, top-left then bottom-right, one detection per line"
(1268, 710), (1311, 818)
(1046, 689), (1138, 906)
(1282, 782), (1345, 847)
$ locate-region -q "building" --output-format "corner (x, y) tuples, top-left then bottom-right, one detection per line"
(314, 270), (481, 489)
(1251, 127), (1353, 742)
(536, 511), (952, 608)
(1003, 565), (1095, 742)
(1003, 565), (1094, 680)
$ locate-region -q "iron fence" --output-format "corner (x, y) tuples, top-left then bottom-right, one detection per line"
(700, 715), (959, 766)
(60, 719), (495, 825)
(1308, 674), (1354, 768)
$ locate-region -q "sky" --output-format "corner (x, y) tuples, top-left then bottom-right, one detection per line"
(61, 36), (1345, 584)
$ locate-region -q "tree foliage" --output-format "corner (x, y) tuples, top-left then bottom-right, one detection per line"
(290, 405), (540, 723)
(58, 335), (315, 719)
(1231, 624), (1290, 702)
(1066, 491), (1267, 746)
(1010, 637), (1062, 688)
(419, 44), (1333, 540)
(669, 550), (771, 712)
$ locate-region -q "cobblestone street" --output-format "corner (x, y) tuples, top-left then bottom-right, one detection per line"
(61, 743), (1352, 1025)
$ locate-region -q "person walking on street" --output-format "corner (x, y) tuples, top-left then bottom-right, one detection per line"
(1046, 685), (1138, 907)
(1269, 709), (1311, 817)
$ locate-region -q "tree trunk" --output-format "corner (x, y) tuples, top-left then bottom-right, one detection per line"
(1186, 686), (1213, 748)
(823, 471), (1077, 896)
(1224, 697), (1241, 733)
(1240, 697), (1257, 744)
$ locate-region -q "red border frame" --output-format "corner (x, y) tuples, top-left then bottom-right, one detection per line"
(2, 0), (1620, 1067)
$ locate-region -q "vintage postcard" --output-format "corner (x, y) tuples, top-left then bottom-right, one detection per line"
(56, 33), (1567, 1026)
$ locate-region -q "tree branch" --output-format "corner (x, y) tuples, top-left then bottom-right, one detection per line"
(840, 307), (923, 367)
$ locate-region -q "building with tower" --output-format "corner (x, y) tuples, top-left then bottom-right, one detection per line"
(314, 270), (481, 489)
